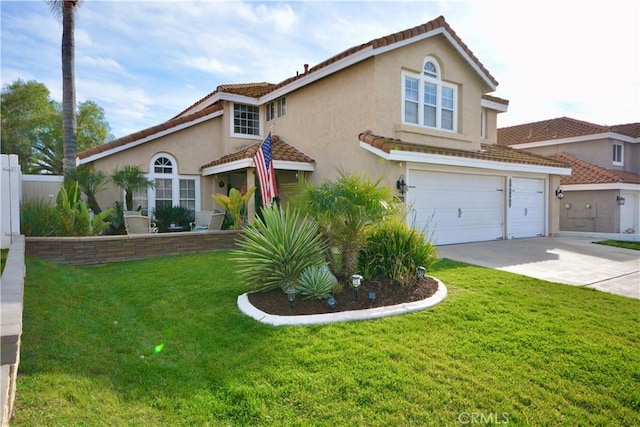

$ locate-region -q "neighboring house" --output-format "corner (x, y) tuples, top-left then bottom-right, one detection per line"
(79, 16), (570, 245)
(498, 117), (640, 235)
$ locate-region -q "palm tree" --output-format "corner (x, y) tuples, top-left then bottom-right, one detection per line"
(111, 165), (155, 211)
(66, 165), (108, 214)
(48, 0), (81, 174)
(294, 170), (397, 279)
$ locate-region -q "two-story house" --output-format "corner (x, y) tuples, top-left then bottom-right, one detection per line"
(498, 117), (640, 235)
(79, 16), (570, 245)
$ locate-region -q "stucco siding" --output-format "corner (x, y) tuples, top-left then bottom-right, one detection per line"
(560, 189), (619, 233)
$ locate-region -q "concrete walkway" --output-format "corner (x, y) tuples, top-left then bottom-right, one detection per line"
(437, 237), (640, 299)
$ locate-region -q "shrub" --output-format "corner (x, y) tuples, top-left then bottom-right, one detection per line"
(297, 265), (338, 300)
(358, 220), (438, 288)
(293, 170), (397, 279)
(233, 205), (327, 292)
(20, 198), (60, 237)
(152, 205), (194, 232)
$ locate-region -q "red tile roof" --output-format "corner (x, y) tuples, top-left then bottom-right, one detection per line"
(482, 94), (509, 106)
(78, 103), (223, 160)
(498, 117), (640, 146)
(200, 135), (314, 170)
(359, 131), (568, 168)
(172, 83), (275, 119)
(80, 16), (501, 162)
(609, 122), (640, 138)
(177, 16), (498, 119)
(551, 153), (640, 185)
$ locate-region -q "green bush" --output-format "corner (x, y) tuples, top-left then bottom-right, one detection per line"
(20, 198), (60, 237)
(358, 220), (438, 288)
(233, 205), (327, 292)
(297, 265), (338, 300)
(152, 205), (194, 232)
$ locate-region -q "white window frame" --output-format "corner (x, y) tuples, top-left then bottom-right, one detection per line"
(480, 109), (487, 139)
(266, 97), (287, 122)
(146, 153), (201, 216)
(401, 57), (458, 132)
(231, 103), (261, 139)
(613, 143), (624, 166)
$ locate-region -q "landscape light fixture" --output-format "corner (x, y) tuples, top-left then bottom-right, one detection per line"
(368, 291), (376, 304)
(417, 266), (426, 280)
(396, 175), (408, 195)
(285, 288), (298, 308)
(351, 274), (363, 301)
(327, 296), (336, 309)
(617, 196), (625, 206)
(555, 188), (564, 199)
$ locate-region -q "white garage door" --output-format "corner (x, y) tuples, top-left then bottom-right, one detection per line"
(510, 178), (544, 238)
(407, 171), (504, 245)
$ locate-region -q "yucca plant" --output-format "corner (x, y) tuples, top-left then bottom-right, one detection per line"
(233, 204), (327, 292)
(152, 204), (194, 232)
(358, 220), (438, 288)
(297, 265), (338, 300)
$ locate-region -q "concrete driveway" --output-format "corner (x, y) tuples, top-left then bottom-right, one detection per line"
(437, 237), (640, 299)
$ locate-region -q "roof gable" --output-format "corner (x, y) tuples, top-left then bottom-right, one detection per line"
(178, 15), (498, 118)
(498, 117), (640, 146)
(200, 135), (314, 170)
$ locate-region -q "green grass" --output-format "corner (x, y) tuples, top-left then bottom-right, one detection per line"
(14, 252), (640, 426)
(594, 239), (640, 251)
(1, 248), (7, 273)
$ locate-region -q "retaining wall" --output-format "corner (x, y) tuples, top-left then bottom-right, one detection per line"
(26, 230), (240, 265)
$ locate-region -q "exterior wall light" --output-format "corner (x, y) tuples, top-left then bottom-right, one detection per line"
(396, 175), (408, 195)
(351, 274), (363, 300)
(555, 188), (564, 199)
(617, 196), (625, 206)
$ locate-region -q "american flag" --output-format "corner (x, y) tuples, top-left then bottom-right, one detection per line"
(253, 132), (278, 207)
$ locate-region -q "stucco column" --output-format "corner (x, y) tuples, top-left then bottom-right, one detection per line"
(246, 168), (256, 224)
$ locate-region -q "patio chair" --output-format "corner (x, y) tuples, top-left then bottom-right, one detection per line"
(124, 214), (159, 235)
(190, 210), (225, 231)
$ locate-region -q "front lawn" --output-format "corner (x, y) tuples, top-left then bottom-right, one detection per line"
(14, 252), (640, 425)
(594, 239), (640, 251)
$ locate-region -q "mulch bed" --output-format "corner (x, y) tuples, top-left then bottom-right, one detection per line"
(247, 276), (439, 316)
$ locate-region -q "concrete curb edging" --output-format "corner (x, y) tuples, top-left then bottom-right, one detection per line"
(237, 276), (448, 326)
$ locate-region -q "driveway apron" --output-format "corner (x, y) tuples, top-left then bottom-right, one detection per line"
(437, 237), (640, 299)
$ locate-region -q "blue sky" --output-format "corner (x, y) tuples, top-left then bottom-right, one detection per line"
(2, 0), (639, 139)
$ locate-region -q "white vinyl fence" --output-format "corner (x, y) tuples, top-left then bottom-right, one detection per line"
(1, 155), (21, 249)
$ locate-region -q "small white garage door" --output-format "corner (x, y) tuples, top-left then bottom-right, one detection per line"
(510, 178), (544, 238)
(407, 171), (504, 245)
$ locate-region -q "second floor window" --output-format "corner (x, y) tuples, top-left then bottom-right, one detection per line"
(402, 58), (458, 132)
(613, 144), (623, 165)
(266, 97), (286, 121)
(234, 103), (260, 136)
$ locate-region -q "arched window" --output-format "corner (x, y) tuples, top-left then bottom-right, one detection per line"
(154, 157), (173, 174)
(403, 56), (457, 132)
(423, 61), (438, 78)
(131, 153), (200, 216)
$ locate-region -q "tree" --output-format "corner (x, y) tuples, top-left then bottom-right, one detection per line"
(48, 0), (82, 174)
(0, 79), (58, 170)
(294, 171), (398, 279)
(112, 165), (155, 211)
(65, 164), (108, 214)
(2, 79), (112, 174)
(30, 100), (112, 174)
